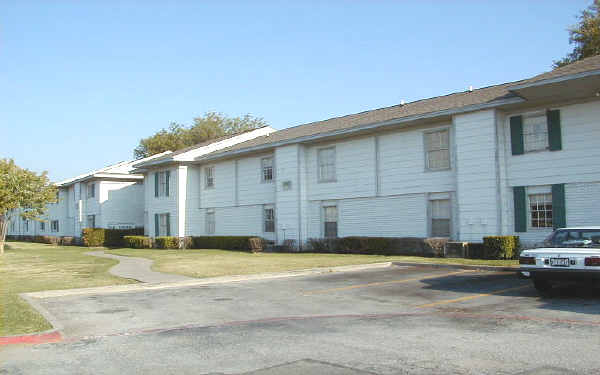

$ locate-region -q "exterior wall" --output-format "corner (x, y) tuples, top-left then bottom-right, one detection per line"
(144, 168), (178, 237)
(100, 181), (144, 228)
(502, 100), (600, 245)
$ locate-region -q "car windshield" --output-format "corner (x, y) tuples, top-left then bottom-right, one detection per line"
(551, 229), (600, 247)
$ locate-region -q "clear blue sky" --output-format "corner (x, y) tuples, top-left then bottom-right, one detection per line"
(1, 0), (589, 181)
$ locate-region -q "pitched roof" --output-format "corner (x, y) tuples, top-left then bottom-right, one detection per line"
(197, 55), (600, 161)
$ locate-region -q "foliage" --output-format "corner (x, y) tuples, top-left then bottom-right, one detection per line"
(306, 237), (446, 257)
(123, 236), (153, 249)
(554, 0), (600, 68)
(466, 242), (486, 259)
(82, 228), (105, 247)
(483, 236), (521, 260)
(133, 112), (269, 158)
(190, 236), (255, 251)
(103, 228), (144, 247)
(154, 236), (180, 249)
(0, 159), (57, 253)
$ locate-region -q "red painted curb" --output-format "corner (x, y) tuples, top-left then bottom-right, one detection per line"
(0, 331), (62, 346)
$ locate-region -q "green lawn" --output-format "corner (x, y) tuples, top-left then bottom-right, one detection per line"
(0, 242), (135, 336)
(105, 248), (519, 279)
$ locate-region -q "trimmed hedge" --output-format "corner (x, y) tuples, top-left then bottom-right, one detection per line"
(81, 227), (144, 247)
(154, 236), (179, 249)
(123, 236), (152, 249)
(466, 242), (485, 259)
(483, 236), (521, 259)
(306, 236), (449, 257)
(82, 228), (105, 247)
(190, 236), (255, 251)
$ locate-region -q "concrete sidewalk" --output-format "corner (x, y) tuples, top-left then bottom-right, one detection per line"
(86, 251), (195, 283)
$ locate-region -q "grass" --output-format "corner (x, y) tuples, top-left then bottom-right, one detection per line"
(0, 241), (135, 336)
(105, 248), (519, 279)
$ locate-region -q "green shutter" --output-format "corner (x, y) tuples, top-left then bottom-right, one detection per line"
(165, 171), (170, 197)
(154, 173), (159, 197)
(510, 115), (524, 155)
(513, 186), (527, 232)
(166, 214), (171, 236)
(552, 184), (566, 229)
(154, 214), (159, 237)
(547, 109), (562, 151)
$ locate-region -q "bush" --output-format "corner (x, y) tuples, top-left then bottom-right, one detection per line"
(306, 236), (440, 256)
(104, 227), (144, 247)
(466, 242), (485, 259)
(82, 228), (105, 247)
(60, 236), (77, 246)
(190, 236), (255, 251)
(483, 236), (521, 259)
(123, 235), (152, 249)
(154, 236), (179, 249)
(423, 237), (449, 257)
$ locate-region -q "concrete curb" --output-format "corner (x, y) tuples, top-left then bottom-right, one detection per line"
(392, 261), (519, 273)
(23, 262), (394, 299)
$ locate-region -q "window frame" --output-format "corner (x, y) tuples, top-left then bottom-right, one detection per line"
(322, 205), (338, 238)
(317, 147), (337, 183)
(158, 213), (169, 236)
(51, 220), (59, 233)
(424, 128), (451, 171)
(261, 157), (274, 183)
(527, 190), (553, 230)
(87, 183), (95, 199)
(263, 206), (275, 233)
(205, 166), (215, 189)
(205, 210), (215, 234)
(429, 197), (452, 237)
(87, 214), (96, 229)
(522, 113), (549, 153)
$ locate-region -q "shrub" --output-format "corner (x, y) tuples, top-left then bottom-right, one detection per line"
(104, 227), (144, 247)
(306, 236), (432, 256)
(423, 237), (449, 257)
(483, 236), (521, 259)
(60, 236), (77, 246)
(466, 242), (485, 259)
(82, 228), (105, 247)
(190, 236), (255, 251)
(154, 236), (179, 249)
(123, 235), (152, 249)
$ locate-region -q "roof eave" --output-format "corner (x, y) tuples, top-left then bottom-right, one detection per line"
(193, 95), (525, 164)
(508, 69), (600, 91)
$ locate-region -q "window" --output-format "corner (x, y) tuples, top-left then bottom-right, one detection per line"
(10, 220), (15, 232)
(40, 221), (45, 231)
(430, 199), (451, 237)
(155, 171), (170, 197)
(87, 183), (95, 198)
(425, 129), (450, 170)
(523, 114), (548, 152)
(206, 211), (215, 234)
(158, 213), (169, 236)
(323, 206), (338, 238)
(87, 215), (96, 228)
(261, 157), (273, 182)
(318, 147), (336, 182)
(264, 207), (275, 232)
(529, 193), (553, 228)
(205, 167), (215, 188)
(23, 218), (29, 232)
(51, 220), (59, 232)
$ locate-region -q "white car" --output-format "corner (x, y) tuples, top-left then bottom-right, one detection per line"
(519, 227), (600, 294)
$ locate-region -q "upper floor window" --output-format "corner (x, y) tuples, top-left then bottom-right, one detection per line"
(318, 147), (336, 182)
(425, 129), (450, 170)
(205, 167), (215, 188)
(261, 157), (273, 182)
(87, 183), (95, 199)
(264, 207), (275, 232)
(523, 114), (548, 152)
(323, 205), (338, 238)
(529, 192), (553, 228)
(155, 171), (170, 197)
(206, 210), (215, 234)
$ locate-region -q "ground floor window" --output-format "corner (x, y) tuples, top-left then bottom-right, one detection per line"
(23, 218), (29, 232)
(40, 221), (45, 231)
(430, 199), (451, 237)
(206, 211), (215, 234)
(87, 215), (96, 229)
(529, 193), (553, 228)
(156, 213), (170, 236)
(264, 207), (275, 233)
(51, 220), (59, 232)
(323, 205), (338, 238)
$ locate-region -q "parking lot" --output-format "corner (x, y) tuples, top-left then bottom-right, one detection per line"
(2, 264), (600, 374)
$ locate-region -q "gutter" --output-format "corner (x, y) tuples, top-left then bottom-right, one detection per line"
(193, 96), (525, 164)
(508, 69), (600, 91)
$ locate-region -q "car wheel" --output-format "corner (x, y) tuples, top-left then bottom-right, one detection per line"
(533, 278), (553, 296)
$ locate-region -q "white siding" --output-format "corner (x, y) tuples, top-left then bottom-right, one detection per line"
(144, 169), (178, 237)
(100, 181), (144, 229)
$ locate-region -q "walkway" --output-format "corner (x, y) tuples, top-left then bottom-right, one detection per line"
(86, 251), (195, 283)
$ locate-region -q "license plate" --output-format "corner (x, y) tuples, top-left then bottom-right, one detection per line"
(550, 258), (570, 267)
